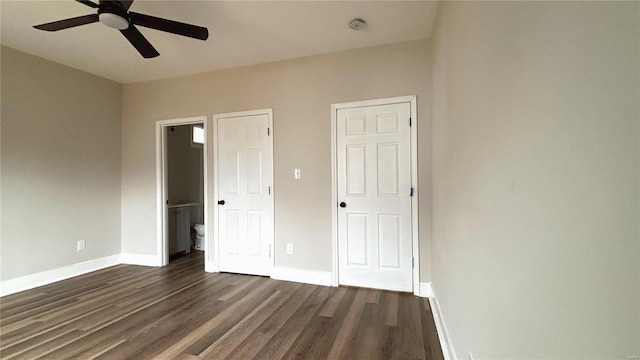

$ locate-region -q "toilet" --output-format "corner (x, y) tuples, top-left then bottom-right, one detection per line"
(192, 224), (205, 250)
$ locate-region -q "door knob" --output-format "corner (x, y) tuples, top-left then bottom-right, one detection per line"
(339, 202), (346, 208)
(218, 200), (225, 205)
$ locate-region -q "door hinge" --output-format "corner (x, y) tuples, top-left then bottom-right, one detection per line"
(410, 187), (414, 197)
(269, 244), (272, 258)
(267, 127), (270, 136)
(412, 257), (415, 268)
(166, 200), (169, 205)
(409, 117), (412, 127)
(268, 186), (271, 195)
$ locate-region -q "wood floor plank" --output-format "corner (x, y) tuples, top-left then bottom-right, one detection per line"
(80, 339), (126, 360)
(0, 319), (40, 343)
(0, 325), (78, 359)
(247, 286), (331, 360)
(0, 292), (49, 311)
(152, 277), (276, 358)
(214, 282), (318, 359)
(1, 305), (115, 351)
(392, 293), (426, 359)
(3, 329), (85, 360)
(80, 273), (212, 332)
(365, 288), (382, 304)
(1, 297), (79, 326)
(325, 288), (369, 359)
(196, 282), (299, 359)
(50, 275), (229, 359)
(278, 287), (357, 359)
(0, 271), (175, 344)
(383, 291), (399, 327)
(216, 276), (261, 301)
(347, 291), (401, 359)
(318, 287), (347, 318)
(0, 251), (443, 360)
(184, 277), (279, 356)
(16, 262), (217, 359)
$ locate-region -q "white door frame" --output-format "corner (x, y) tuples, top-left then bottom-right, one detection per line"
(156, 116), (208, 267)
(331, 96), (419, 295)
(212, 109), (275, 273)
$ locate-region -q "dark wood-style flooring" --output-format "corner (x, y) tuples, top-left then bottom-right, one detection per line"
(0, 251), (443, 359)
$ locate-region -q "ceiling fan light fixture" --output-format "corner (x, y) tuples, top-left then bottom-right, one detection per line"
(99, 12), (129, 30)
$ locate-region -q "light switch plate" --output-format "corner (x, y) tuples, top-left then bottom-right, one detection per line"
(294, 168), (301, 179)
(77, 240), (85, 251)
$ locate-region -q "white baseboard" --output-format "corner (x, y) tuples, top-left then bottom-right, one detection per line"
(120, 253), (162, 267)
(429, 286), (457, 360)
(204, 260), (217, 273)
(417, 281), (434, 298)
(0, 254), (121, 297)
(270, 267), (333, 287)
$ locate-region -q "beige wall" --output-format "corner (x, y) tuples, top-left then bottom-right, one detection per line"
(0, 46), (122, 281)
(431, 1), (639, 358)
(121, 39), (433, 279)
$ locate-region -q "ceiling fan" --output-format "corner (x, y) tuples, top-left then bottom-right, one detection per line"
(33, 0), (209, 58)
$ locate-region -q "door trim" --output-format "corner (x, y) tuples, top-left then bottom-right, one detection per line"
(156, 116), (209, 267)
(212, 108), (275, 274)
(330, 96), (419, 295)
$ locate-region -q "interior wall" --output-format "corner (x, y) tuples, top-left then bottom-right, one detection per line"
(0, 46), (123, 281)
(431, 1), (639, 358)
(167, 125), (203, 223)
(121, 39), (433, 280)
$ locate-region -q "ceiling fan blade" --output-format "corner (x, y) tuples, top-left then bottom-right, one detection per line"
(129, 12), (208, 41)
(120, 25), (159, 58)
(34, 14), (99, 31)
(76, 0), (99, 8)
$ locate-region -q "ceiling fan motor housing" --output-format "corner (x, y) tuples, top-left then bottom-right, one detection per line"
(97, 3), (129, 30)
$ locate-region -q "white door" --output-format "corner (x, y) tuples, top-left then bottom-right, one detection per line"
(216, 112), (273, 276)
(337, 102), (413, 292)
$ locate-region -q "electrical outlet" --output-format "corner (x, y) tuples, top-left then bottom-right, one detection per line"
(76, 240), (85, 251)
(286, 243), (294, 254)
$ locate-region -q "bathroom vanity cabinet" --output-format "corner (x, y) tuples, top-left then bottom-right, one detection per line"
(168, 204), (196, 255)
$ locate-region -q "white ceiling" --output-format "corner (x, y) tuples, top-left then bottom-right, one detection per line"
(1, 1), (437, 84)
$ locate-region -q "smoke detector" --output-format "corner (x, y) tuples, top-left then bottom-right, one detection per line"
(348, 18), (366, 30)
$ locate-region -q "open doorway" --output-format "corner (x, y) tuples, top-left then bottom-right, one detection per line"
(156, 116), (208, 267)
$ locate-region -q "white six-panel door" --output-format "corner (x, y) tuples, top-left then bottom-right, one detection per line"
(337, 102), (413, 292)
(216, 112), (273, 276)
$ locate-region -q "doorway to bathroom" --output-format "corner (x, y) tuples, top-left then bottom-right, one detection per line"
(156, 116), (209, 267)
